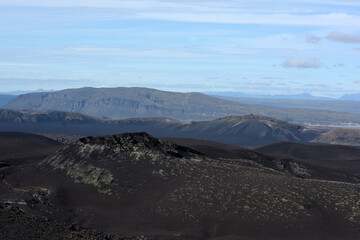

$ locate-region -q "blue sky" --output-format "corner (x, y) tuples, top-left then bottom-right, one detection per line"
(0, 0), (359, 97)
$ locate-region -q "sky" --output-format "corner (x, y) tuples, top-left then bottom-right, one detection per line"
(0, 0), (359, 97)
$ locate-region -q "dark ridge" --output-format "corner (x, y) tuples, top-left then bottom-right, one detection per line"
(0, 109), (100, 123)
(0, 109), (325, 147)
(162, 137), (271, 161)
(162, 137), (360, 183)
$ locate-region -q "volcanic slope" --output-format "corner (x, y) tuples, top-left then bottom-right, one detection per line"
(0, 109), (323, 147)
(257, 142), (360, 176)
(163, 137), (360, 183)
(2, 133), (360, 239)
(5, 87), (360, 125)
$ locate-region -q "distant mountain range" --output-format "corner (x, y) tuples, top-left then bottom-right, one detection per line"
(4, 87), (360, 125)
(0, 89), (55, 95)
(205, 91), (333, 100)
(208, 91), (360, 102)
(340, 93), (360, 101)
(217, 96), (360, 116)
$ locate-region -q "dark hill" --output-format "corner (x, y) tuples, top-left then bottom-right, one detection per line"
(5, 87), (360, 125)
(0, 109), (323, 147)
(2, 133), (360, 239)
(163, 137), (360, 183)
(176, 115), (321, 147)
(162, 137), (265, 160)
(0, 132), (62, 167)
(257, 142), (360, 176)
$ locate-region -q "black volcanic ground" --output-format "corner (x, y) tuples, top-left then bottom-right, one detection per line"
(2, 132), (360, 239)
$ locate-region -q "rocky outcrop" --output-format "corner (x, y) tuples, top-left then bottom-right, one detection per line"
(40, 132), (203, 195)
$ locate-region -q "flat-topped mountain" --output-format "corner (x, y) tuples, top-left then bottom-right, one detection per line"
(0, 109), (323, 147)
(5, 87), (248, 122)
(5, 87), (360, 125)
(2, 132), (360, 239)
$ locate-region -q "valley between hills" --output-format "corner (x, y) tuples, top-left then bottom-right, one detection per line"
(2, 87), (360, 239)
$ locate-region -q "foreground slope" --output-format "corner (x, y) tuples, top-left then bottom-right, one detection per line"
(5, 87), (360, 125)
(0, 204), (131, 240)
(1, 133), (360, 239)
(0, 109), (323, 147)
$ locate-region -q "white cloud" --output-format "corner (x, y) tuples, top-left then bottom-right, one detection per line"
(49, 46), (253, 58)
(3, 0), (360, 9)
(306, 35), (321, 44)
(327, 31), (360, 43)
(54, 46), (212, 58)
(135, 12), (360, 26)
(0, 62), (45, 67)
(1, 1), (360, 26)
(283, 58), (321, 68)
